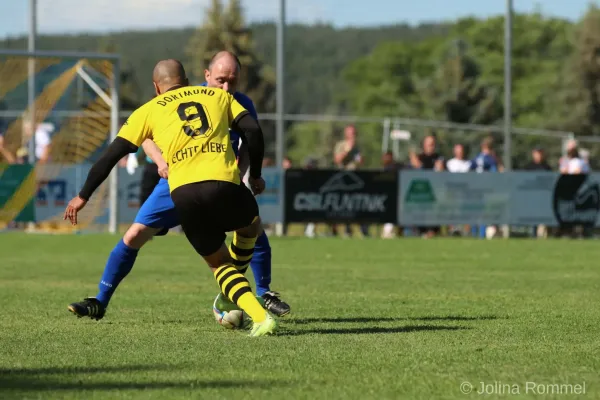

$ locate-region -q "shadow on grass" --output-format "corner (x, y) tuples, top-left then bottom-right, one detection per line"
(279, 324), (470, 336)
(0, 365), (280, 391)
(288, 315), (499, 324)
(0, 364), (169, 376)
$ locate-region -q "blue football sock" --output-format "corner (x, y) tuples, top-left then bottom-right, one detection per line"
(250, 231), (272, 296)
(96, 239), (139, 307)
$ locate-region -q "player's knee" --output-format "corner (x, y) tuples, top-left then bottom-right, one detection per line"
(257, 221), (266, 237)
(256, 228), (270, 250)
(123, 223), (161, 249)
(238, 216), (262, 238)
(203, 243), (233, 269)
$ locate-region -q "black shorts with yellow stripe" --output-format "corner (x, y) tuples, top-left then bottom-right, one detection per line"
(170, 180), (259, 256)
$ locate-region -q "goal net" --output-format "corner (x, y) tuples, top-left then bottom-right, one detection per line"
(0, 50), (120, 233)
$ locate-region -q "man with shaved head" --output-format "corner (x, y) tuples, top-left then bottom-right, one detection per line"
(205, 51), (241, 93)
(64, 58), (280, 336)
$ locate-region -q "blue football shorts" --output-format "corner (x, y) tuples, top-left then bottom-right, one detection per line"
(133, 178), (179, 236)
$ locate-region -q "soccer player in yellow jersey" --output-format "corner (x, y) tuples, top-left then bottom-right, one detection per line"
(64, 59), (277, 337)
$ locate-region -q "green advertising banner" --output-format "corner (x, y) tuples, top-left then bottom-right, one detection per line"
(0, 164), (36, 222)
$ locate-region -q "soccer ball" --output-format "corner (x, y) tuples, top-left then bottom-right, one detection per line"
(212, 292), (252, 330)
(213, 308), (250, 329)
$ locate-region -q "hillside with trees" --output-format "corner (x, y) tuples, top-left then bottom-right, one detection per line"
(3, 3), (600, 167)
(0, 20), (449, 114)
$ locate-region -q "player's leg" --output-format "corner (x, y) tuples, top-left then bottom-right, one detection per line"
(208, 220), (270, 325)
(224, 217), (278, 336)
(250, 229), (291, 317)
(224, 187), (278, 335)
(67, 223), (161, 320)
(238, 161), (290, 316)
(171, 181), (277, 336)
(94, 223), (161, 306)
(68, 179), (179, 320)
(226, 217), (288, 315)
(249, 230), (270, 294)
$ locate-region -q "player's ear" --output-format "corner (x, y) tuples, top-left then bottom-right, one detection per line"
(183, 77), (189, 86)
(153, 82), (161, 96)
(204, 69), (210, 82)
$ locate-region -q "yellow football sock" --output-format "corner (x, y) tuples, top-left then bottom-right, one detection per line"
(214, 264), (266, 323)
(228, 232), (257, 274)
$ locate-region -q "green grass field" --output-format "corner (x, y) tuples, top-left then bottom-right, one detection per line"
(1, 234), (600, 399)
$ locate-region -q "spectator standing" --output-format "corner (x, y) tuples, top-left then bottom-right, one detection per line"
(3, 121), (54, 231)
(333, 125), (368, 238)
(382, 150), (400, 171)
(33, 122), (52, 163)
(525, 147), (552, 171)
(7, 121), (54, 164)
(410, 135), (444, 238)
(446, 143), (471, 173)
(471, 137), (497, 173)
(334, 125), (363, 170)
(381, 151), (400, 239)
(525, 147), (552, 238)
(560, 140), (589, 174)
(558, 140), (591, 237)
(262, 157), (275, 167)
(470, 137), (498, 239)
(559, 139), (590, 175)
(446, 144), (471, 236)
(282, 156), (292, 170)
(0, 121), (52, 164)
(410, 135), (444, 171)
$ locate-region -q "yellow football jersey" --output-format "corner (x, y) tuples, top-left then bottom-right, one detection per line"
(118, 86), (248, 192)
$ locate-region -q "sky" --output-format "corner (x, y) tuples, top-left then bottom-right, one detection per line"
(0, 0), (598, 38)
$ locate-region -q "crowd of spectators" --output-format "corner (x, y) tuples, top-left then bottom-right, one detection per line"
(283, 125), (593, 239)
(1, 120), (594, 239)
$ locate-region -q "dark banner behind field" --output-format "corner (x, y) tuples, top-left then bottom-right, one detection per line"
(284, 169), (398, 223)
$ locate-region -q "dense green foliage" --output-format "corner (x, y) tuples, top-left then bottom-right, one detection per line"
(3, 6), (600, 166)
(0, 21), (448, 114)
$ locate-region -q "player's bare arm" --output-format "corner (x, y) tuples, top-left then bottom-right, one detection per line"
(142, 139), (168, 178)
(64, 137), (138, 225)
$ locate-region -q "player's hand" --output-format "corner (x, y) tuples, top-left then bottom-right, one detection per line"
(63, 196), (87, 226)
(248, 176), (265, 195)
(157, 162), (169, 179)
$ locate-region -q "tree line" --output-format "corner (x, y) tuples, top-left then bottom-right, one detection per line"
(2, 1), (600, 167)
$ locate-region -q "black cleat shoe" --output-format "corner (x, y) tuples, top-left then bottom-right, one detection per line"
(68, 297), (106, 320)
(261, 291), (291, 317)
